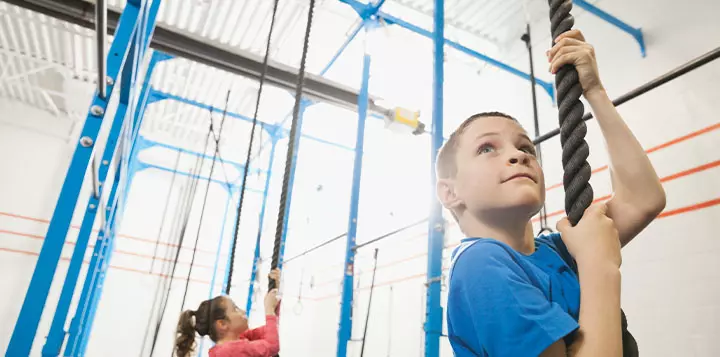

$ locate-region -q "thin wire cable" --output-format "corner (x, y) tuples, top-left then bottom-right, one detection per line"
(149, 151), (182, 273)
(147, 127), (213, 357)
(180, 95), (231, 311)
(225, 0), (281, 295)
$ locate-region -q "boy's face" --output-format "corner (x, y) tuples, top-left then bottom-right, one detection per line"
(441, 116), (545, 221)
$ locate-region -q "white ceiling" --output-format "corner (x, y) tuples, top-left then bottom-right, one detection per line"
(0, 0), (601, 164)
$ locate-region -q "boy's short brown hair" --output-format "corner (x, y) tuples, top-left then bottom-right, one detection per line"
(436, 112), (518, 179)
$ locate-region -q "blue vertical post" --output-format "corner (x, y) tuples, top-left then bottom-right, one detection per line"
(336, 22), (372, 357)
(76, 202), (120, 356)
(42, 103), (129, 356)
(246, 137), (278, 314)
(424, 0), (444, 356)
(5, 4), (144, 356)
(63, 169), (121, 357)
(276, 101), (310, 271)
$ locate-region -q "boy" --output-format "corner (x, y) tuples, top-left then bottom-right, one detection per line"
(438, 30), (666, 356)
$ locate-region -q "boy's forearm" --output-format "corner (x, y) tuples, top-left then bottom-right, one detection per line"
(570, 261), (622, 357)
(585, 89), (666, 244)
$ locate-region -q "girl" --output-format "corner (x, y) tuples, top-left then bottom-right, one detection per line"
(174, 269), (282, 357)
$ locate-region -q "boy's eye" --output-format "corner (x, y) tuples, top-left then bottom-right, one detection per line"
(478, 144), (495, 155)
(521, 145), (537, 156)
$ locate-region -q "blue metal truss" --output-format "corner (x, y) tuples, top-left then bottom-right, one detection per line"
(5, 1), (162, 355)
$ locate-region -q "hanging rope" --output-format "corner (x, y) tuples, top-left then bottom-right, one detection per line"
(548, 0), (592, 227)
(548, 1), (638, 355)
(180, 94), (231, 311)
(225, 0), (281, 296)
(271, 0), (316, 289)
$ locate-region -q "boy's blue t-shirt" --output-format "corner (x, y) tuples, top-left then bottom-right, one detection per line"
(447, 233), (581, 357)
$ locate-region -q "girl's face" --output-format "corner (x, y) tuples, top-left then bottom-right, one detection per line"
(215, 297), (248, 338)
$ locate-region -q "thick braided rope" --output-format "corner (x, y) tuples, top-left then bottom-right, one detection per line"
(549, 2), (638, 355)
(225, 0), (281, 296)
(271, 0), (316, 288)
(549, 0), (593, 226)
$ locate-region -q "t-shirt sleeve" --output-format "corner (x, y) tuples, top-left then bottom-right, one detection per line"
(228, 315), (279, 357)
(538, 232), (578, 273)
(449, 242), (578, 357)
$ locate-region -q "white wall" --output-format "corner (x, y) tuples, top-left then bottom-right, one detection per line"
(1, 0), (719, 355)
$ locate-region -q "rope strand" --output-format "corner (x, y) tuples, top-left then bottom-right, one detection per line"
(271, 0), (316, 288)
(225, 0), (281, 296)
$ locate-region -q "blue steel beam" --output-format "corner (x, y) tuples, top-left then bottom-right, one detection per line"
(245, 137), (278, 314)
(5, 4), (148, 355)
(336, 24), (373, 357)
(137, 136), (266, 175)
(42, 102), (131, 357)
(135, 162), (263, 194)
(425, 0), (445, 356)
(573, 0), (645, 57)
(152, 89), (355, 152)
(64, 168), (121, 356)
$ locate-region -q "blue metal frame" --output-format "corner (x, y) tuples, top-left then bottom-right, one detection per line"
(245, 136), (278, 314)
(152, 89), (355, 152)
(336, 22), (373, 357)
(338, 0), (555, 99)
(5, 2), (160, 355)
(424, 0), (445, 356)
(573, 0), (645, 57)
(43, 100), (131, 356)
(63, 169), (122, 357)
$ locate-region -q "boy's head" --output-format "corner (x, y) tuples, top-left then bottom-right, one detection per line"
(436, 112), (545, 228)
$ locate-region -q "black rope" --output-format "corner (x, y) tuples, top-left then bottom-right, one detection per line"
(149, 150), (182, 273)
(271, 0), (316, 289)
(225, 0), (281, 296)
(548, 1), (637, 355)
(180, 98), (231, 312)
(147, 126), (213, 357)
(548, 0), (592, 227)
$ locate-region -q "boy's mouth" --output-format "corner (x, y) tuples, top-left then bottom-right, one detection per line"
(503, 173), (537, 183)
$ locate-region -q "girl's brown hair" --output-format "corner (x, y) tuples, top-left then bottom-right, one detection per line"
(174, 296), (227, 357)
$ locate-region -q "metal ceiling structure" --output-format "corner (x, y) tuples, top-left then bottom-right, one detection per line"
(1, 0), (645, 356)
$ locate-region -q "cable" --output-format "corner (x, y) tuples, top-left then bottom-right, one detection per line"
(271, 0), (316, 283)
(225, 0), (281, 296)
(149, 150), (182, 273)
(180, 94), (231, 311)
(520, 24), (551, 234)
(360, 249), (380, 357)
(547, 1), (637, 355)
(147, 126), (213, 357)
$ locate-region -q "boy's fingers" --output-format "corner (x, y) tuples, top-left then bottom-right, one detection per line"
(550, 53), (580, 73)
(548, 37), (586, 57)
(548, 45), (583, 63)
(556, 217), (570, 231)
(555, 29), (585, 43)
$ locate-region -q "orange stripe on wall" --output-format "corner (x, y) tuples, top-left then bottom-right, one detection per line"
(0, 211), (217, 255)
(0, 247), (213, 285)
(545, 122), (720, 192)
(0, 229), (215, 269)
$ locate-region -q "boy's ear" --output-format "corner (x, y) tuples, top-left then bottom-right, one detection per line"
(436, 178), (462, 210)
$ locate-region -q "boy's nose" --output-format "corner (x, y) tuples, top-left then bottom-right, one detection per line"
(508, 152), (530, 166)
